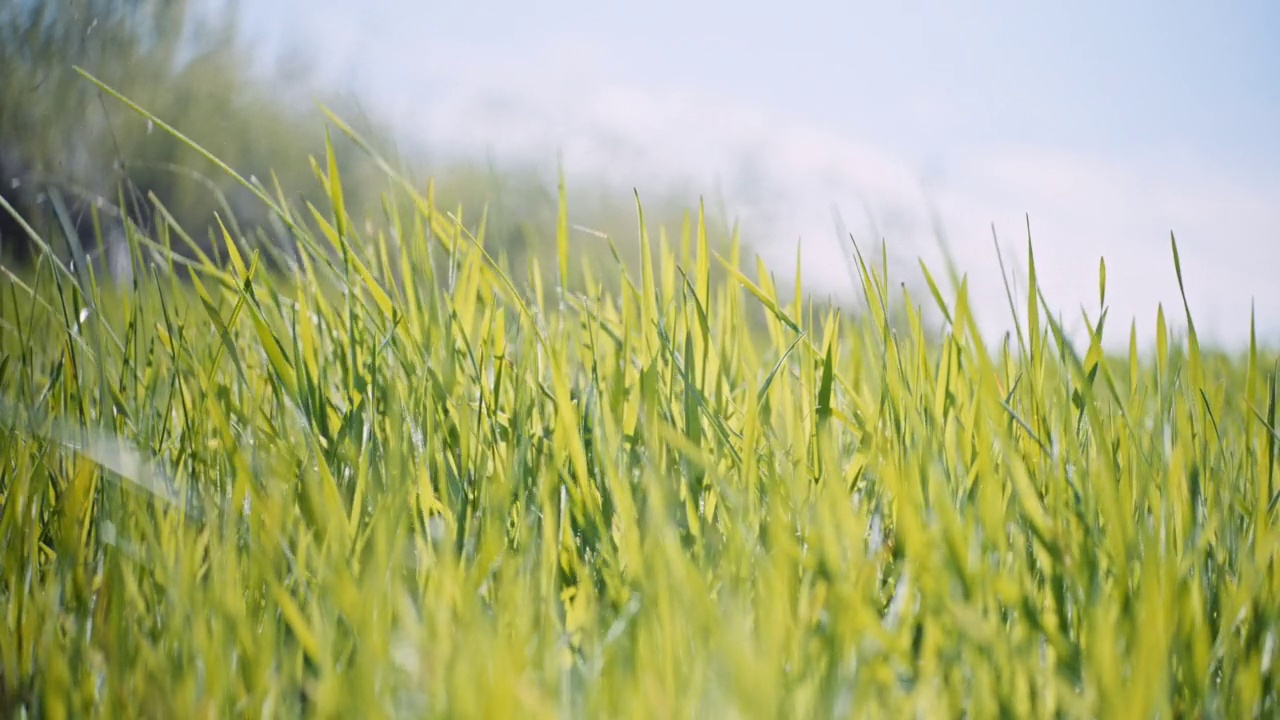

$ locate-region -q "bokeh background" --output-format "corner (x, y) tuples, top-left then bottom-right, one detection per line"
(4, 0), (1277, 346)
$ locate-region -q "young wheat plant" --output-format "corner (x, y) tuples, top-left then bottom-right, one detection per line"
(1, 72), (1277, 718)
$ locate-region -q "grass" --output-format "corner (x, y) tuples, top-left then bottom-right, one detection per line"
(2, 75), (1279, 719)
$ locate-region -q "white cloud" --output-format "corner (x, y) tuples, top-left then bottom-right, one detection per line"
(348, 39), (1279, 349)
(936, 145), (1280, 347)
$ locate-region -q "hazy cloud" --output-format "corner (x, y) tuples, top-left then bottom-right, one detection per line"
(243, 9), (1280, 348)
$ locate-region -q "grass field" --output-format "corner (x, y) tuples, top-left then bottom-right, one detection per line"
(2, 75), (1279, 718)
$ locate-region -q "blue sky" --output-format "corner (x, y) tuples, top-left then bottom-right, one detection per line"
(244, 1), (1280, 346)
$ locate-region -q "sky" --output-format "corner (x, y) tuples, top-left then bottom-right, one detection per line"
(242, 1), (1280, 347)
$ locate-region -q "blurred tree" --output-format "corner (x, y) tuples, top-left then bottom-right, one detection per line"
(0, 0), (384, 272)
(0, 0), (736, 294)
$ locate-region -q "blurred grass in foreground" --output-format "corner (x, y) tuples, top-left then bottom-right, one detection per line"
(1, 73), (1279, 718)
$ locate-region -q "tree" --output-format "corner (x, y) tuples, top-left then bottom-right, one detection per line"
(0, 0), (382, 271)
